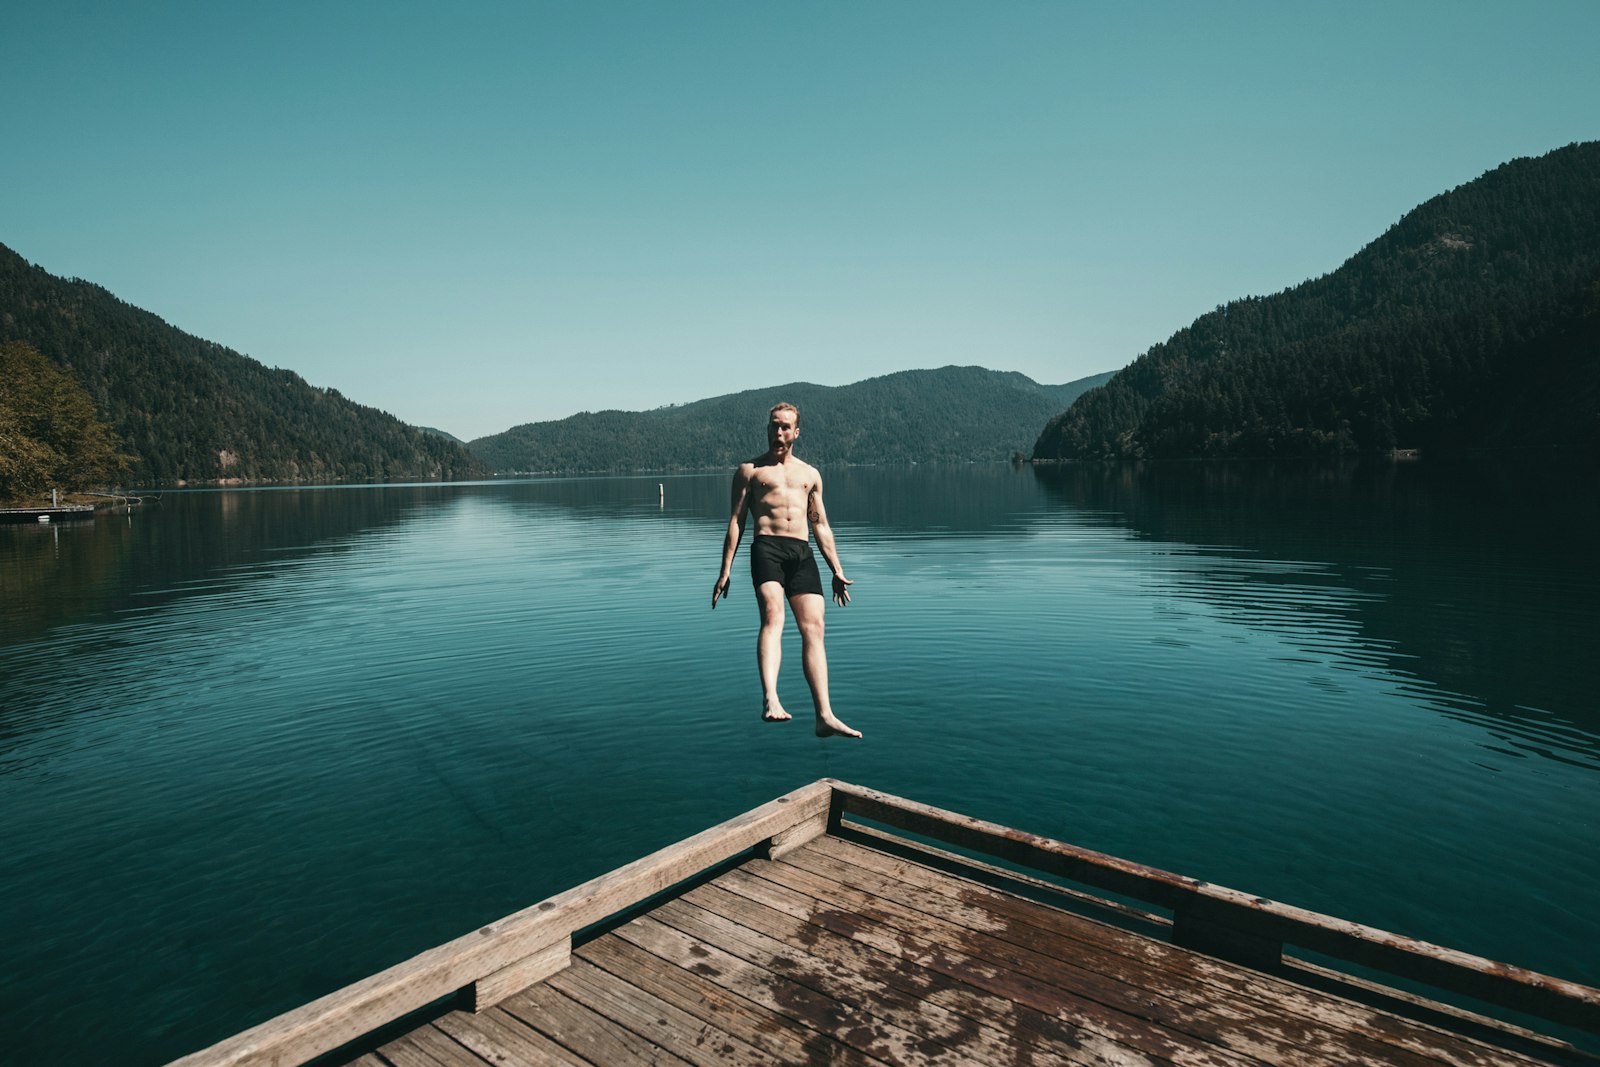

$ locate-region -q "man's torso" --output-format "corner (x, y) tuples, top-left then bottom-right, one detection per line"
(744, 456), (816, 540)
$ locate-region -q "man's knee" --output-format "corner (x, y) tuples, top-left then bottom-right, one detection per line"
(791, 598), (826, 641)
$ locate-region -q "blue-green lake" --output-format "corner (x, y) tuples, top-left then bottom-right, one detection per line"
(2, 460), (1597, 1064)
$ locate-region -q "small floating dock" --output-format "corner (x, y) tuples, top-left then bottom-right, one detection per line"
(170, 780), (1600, 1066)
(0, 504), (96, 523)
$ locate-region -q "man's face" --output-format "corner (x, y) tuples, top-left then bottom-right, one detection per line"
(767, 410), (798, 453)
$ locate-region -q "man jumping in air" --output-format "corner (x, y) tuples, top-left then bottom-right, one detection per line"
(711, 402), (862, 739)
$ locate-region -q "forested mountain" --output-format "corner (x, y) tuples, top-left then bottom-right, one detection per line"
(470, 367), (1113, 472)
(0, 243), (489, 485)
(1034, 141), (1600, 461)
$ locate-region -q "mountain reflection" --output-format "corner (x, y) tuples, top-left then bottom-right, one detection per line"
(1032, 459), (1600, 768)
(484, 464), (1053, 536)
(0, 486), (454, 647)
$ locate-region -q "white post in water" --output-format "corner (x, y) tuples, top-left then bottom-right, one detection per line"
(52, 488), (58, 506)
(659, 483), (664, 509)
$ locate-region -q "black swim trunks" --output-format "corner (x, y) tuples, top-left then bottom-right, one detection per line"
(749, 535), (825, 598)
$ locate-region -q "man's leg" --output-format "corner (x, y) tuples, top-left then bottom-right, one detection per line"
(756, 581), (791, 721)
(789, 592), (861, 738)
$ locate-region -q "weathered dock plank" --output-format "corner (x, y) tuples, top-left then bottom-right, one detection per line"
(372, 1025), (468, 1067)
(658, 886), (1229, 1066)
(703, 862), (1258, 1067)
(399, 1023), (490, 1066)
(432, 1007), (588, 1066)
(544, 956), (785, 1067)
(614, 913), (944, 1065)
(574, 934), (877, 1066)
(500, 981), (692, 1066)
(671, 876), (1205, 1066)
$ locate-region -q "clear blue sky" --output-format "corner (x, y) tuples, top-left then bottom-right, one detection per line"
(5, 2), (1597, 441)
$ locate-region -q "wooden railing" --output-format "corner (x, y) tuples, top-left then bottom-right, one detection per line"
(826, 779), (1600, 1039)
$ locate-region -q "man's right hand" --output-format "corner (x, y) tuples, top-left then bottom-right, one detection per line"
(711, 575), (730, 608)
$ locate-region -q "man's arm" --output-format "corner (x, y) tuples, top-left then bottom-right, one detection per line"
(808, 474), (853, 607)
(712, 466), (751, 608)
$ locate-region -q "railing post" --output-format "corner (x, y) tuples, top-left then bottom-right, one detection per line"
(764, 781), (838, 860)
(470, 937), (570, 1012)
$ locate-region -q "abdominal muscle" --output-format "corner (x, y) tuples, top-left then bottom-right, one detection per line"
(751, 509), (808, 541)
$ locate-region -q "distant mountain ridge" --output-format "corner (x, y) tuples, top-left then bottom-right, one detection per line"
(470, 366), (1114, 472)
(1034, 141), (1600, 460)
(0, 243), (489, 485)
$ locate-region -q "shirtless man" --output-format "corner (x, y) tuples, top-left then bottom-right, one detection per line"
(711, 402), (862, 738)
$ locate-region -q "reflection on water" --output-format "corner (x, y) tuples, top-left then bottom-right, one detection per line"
(1, 486), (446, 645)
(1, 461), (1597, 1065)
(1031, 460), (1600, 769)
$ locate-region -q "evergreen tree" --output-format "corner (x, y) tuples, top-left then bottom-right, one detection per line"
(1, 339), (129, 499)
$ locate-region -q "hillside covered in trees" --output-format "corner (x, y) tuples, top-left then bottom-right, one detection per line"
(0, 243), (489, 485)
(469, 367), (1113, 473)
(1034, 141), (1600, 461)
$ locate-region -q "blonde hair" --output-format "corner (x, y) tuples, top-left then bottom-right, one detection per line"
(769, 401), (800, 427)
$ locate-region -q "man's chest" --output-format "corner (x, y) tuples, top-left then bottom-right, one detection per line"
(751, 469), (811, 505)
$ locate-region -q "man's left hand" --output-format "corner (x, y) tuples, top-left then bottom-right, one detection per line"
(832, 574), (853, 607)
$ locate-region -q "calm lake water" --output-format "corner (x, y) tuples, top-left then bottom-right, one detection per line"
(2, 460), (1597, 1064)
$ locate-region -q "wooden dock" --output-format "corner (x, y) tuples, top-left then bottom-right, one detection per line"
(0, 504), (96, 523)
(169, 780), (1600, 1067)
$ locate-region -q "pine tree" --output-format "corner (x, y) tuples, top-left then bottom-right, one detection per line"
(1, 340), (130, 500)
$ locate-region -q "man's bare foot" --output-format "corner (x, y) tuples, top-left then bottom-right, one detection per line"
(815, 713), (861, 739)
(762, 704), (792, 723)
